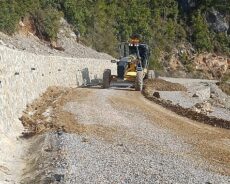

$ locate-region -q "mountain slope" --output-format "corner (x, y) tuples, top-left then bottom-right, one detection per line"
(0, 0), (229, 78)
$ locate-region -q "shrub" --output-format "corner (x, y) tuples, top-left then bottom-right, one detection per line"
(32, 7), (62, 41)
(0, 1), (20, 34)
(192, 11), (213, 52)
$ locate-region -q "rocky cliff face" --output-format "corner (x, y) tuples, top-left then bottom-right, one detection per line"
(206, 8), (229, 34)
(178, 0), (230, 34)
(174, 0), (230, 79)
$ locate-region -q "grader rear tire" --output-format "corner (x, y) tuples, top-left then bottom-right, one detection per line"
(102, 69), (111, 89)
(135, 71), (143, 91)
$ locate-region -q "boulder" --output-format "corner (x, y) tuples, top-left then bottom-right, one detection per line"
(192, 101), (214, 114)
(192, 93), (199, 97)
(19, 20), (25, 27)
(153, 92), (160, 98)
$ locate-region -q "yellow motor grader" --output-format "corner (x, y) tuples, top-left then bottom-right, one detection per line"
(102, 35), (154, 91)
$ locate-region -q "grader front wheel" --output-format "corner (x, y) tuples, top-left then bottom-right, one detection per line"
(135, 71), (143, 91)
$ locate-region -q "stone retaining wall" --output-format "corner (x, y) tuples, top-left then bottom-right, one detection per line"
(0, 45), (116, 136)
(0, 45), (116, 182)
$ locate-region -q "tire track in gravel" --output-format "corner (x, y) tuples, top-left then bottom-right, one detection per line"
(107, 90), (230, 175)
(64, 88), (230, 179)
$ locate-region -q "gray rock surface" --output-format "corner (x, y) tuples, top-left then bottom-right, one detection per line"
(192, 101), (214, 114)
(160, 77), (230, 121)
(206, 8), (229, 33)
(192, 86), (210, 101)
(159, 91), (201, 108)
(210, 83), (230, 109)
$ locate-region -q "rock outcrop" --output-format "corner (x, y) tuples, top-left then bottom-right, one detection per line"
(192, 101), (214, 114)
(194, 53), (229, 79)
(206, 8), (229, 33)
(163, 43), (230, 79)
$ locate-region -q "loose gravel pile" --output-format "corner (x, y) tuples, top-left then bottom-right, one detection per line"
(0, 25), (112, 59)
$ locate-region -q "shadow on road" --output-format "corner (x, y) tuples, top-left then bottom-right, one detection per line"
(80, 68), (136, 91)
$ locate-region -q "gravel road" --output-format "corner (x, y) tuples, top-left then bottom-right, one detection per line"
(22, 87), (230, 184)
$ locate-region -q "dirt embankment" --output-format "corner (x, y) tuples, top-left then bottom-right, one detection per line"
(143, 79), (230, 129)
(19, 87), (117, 140)
(19, 86), (77, 137)
(144, 78), (187, 91)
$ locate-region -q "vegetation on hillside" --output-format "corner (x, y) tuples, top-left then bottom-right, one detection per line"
(0, 0), (229, 70)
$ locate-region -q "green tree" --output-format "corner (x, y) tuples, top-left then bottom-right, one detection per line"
(213, 33), (230, 55)
(0, 1), (20, 34)
(192, 11), (213, 52)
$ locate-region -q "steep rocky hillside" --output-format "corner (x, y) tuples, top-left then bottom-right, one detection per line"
(0, 18), (112, 60)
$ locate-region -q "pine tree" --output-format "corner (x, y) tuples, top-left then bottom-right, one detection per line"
(192, 11), (213, 52)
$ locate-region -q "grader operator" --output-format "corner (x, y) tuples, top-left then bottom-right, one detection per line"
(102, 34), (153, 91)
